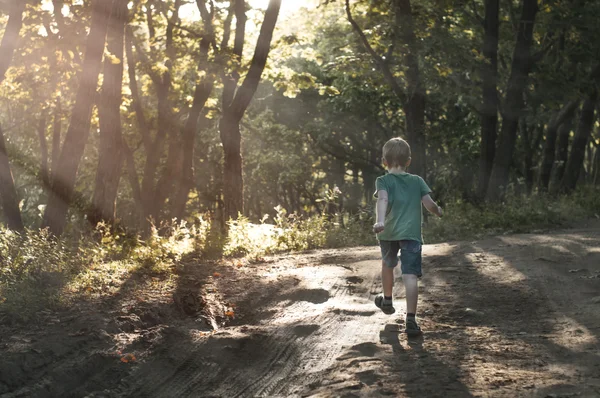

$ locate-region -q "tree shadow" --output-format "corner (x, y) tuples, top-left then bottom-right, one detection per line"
(424, 231), (600, 396)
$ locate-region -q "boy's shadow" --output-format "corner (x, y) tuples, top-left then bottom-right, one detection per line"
(379, 324), (424, 353)
(378, 324), (473, 397)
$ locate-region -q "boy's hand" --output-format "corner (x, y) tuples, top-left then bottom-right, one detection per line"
(373, 222), (385, 233)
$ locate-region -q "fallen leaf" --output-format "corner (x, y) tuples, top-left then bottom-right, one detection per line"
(120, 353), (136, 363)
(225, 310), (235, 317)
(213, 272), (221, 277)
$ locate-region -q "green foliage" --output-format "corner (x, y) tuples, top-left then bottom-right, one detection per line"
(424, 187), (600, 243)
(0, 219), (207, 322)
(0, 228), (95, 321)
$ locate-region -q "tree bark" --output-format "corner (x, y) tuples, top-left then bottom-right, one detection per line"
(0, 125), (24, 231)
(538, 99), (579, 191)
(41, 0), (114, 235)
(89, 0), (128, 227)
(0, 1), (26, 83)
(560, 91), (598, 193)
(220, 116), (244, 221)
(477, 0), (500, 199)
(486, 0), (538, 201)
(220, 0), (281, 222)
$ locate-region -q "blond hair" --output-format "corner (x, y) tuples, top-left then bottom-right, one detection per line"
(382, 138), (411, 168)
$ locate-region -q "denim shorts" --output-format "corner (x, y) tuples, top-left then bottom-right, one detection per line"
(379, 240), (422, 277)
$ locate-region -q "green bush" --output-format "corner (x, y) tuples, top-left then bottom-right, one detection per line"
(424, 187), (600, 243)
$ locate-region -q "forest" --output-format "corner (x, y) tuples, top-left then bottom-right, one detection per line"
(1, 0), (600, 396)
(0, 0), (598, 239)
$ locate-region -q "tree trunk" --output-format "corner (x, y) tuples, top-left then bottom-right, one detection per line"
(0, 1), (26, 83)
(89, 0), (128, 227)
(486, 0), (538, 201)
(37, 112), (50, 189)
(561, 92), (598, 193)
(522, 123), (543, 194)
(220, 0), (281, 222)
(395, 0), (426, 179)
(122, 141), (144, 225)
(138, 0), (181, 224)
(41, 0), (114, 235)
(538, 99), (579, 191)
(170, 39), (214, 221)
(551, 114), (574, 190)
(477, 0), (500, 199)
(51, 97), (62, 178)
(0, 125), (24, 231)
(592, 145), (600, 186)
(220, 116), (244, 221)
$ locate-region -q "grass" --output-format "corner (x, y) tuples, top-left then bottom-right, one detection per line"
(1, 186), (599, 322)
(424, 187), (600, 243)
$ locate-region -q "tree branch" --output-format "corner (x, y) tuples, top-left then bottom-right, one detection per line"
(228, 0), (282, 120)
(344, 0), (406, 103)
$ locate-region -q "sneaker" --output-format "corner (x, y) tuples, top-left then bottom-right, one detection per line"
(405, 317), (422, 337)
(374, 294), (395, 315)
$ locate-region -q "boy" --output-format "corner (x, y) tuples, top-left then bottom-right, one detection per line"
(373, 137), (442, 337)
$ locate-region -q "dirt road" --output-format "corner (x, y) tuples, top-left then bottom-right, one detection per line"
(1, 224), (600, 397)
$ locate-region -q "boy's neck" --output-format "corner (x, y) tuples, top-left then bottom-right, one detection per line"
(388, 166), (408, 174)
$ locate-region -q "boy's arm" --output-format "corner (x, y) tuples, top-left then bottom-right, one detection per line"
(373, 190), (388, 233)
(422, 194), (443, 217)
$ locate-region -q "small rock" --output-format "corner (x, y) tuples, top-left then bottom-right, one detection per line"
(590, 296), (600, 304)
(464, 308), (484, 316)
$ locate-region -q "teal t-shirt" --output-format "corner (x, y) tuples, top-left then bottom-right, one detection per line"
(374, 173), (432, 243)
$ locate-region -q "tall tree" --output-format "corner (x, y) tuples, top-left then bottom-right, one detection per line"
(538, 99), (579, 191)
(219, 0), (282, 221)
(0, 0), (26, 83)
(561, 82), (599, 192)
(486, 0), (539, 201)
(89, 0), (128, 227)
(170, 0), (217, 221)
(135, 0), (181, 224)
(0, 125), (23, 230)
(0, 0), (27, 230)
(551, 112), (575, 188)
(477, 0), (500, 199)
(41, 0), (115, 235)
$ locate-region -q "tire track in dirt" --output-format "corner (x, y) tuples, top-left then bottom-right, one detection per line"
(207, 257), (389, 397)
(116, 254), (388, 398)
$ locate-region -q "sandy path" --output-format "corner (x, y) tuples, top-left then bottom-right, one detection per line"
(1, 224), (599, 397)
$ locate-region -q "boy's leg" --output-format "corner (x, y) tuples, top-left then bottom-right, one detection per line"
(400, 240), (423, 336)
(402, 274), (419, 314)
(381, 261), (394, 298)
(376, 241), (400, 314)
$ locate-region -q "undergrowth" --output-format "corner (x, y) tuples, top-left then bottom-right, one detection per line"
(1, 187), (599, 322)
